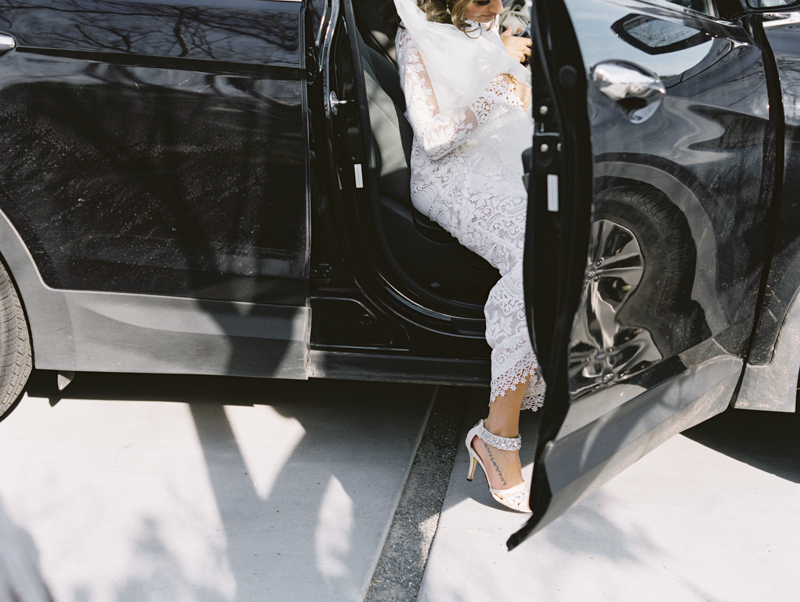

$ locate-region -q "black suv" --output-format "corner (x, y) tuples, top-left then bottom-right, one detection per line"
(0, 0), (797, 547)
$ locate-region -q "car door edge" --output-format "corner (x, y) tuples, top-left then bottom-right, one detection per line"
(509, 355), (740, 548)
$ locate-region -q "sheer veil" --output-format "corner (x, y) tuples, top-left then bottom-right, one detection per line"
(392, 0), (531, 114)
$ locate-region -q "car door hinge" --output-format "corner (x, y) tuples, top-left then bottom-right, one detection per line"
(310, 263), (333, 282)
(306, 48), (318, 82)
(532, 130), (561, 172)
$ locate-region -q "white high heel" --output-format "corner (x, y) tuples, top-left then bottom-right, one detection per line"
(465, 419), (530, 513)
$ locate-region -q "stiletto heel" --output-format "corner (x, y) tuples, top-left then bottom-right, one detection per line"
(464, 419), (530, 513)
(467, 454), (477, 481)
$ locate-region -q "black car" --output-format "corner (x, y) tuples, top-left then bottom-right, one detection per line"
(0, 0), (797, 548)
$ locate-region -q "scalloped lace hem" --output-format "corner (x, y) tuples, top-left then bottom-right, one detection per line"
(489, 352), (546, 411)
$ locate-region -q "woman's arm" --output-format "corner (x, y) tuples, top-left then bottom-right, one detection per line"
(398, 29), (529, 161)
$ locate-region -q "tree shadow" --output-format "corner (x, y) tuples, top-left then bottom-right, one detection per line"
(539, 489), (659, 563)
(113, 517), (229, 602)
(186, 377), (434, 601)
(0, 496), (54, 602)
(26, 372), (434, 602)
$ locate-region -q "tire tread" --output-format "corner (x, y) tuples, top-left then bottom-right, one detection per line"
(0, 259), (31, 421)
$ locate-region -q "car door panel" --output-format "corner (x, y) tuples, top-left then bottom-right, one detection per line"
(0, 0), (308, 306)
(514, 0), (777, 547)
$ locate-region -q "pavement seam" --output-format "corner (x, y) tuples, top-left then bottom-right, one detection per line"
(363, 386), (469, 602)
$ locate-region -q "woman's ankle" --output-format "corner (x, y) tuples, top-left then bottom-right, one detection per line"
(483, 417), (519, 439)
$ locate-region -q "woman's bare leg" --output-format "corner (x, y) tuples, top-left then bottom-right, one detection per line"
(472, 375), (530, 497)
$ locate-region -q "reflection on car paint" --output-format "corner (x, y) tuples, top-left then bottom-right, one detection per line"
(566, 0), (772, 396)
(747, 21), (800, 364)
(0, 0), (300, 66)
(0, 0), (308, 304)
(569, 218), (662, 396)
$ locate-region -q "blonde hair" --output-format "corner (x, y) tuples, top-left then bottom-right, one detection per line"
(383, 0), (479, 37)
(417, 0), (478, 34)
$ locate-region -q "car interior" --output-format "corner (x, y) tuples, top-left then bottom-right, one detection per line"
(342, 0), (502, 320)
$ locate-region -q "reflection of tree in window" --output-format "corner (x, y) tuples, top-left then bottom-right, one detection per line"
(0, 0), (298, 61)
(624, 16), (699, 49)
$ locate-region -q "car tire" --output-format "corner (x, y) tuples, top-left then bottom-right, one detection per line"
(0, 258), (31, 422)
(594, 185), (709, 358)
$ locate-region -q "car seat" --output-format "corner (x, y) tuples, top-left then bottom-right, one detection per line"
(357, 33), (499, 311)
(352, 0), (398, 65)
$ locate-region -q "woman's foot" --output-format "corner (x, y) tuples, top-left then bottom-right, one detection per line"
(471, 434), (525, 494)
(465, 377), (532, 512)
(465, 420), (530, 512)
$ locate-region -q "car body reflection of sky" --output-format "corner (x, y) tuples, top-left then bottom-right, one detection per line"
(566, 0), (714, 79)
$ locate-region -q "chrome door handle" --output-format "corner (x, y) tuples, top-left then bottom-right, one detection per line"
(0, 34), (15, 56)
(591, 60), (665, 123)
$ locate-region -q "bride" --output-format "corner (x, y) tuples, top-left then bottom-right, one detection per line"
(391, 0), (546, 512)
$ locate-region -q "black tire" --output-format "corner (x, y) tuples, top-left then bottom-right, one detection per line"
(594, 186), (710, 357)
(0, 258), (31, 422)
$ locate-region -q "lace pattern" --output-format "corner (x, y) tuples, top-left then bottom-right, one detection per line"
(397, 28), (545, 410)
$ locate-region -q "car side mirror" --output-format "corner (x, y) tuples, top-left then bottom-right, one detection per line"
(611, 14), (712, 56)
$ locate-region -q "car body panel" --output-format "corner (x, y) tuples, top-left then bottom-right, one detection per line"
(513, 0), (780, 546)
(736, 285), (800, 411)
(0, 206), (309, 378)
(0, 0), (309, 305)
(0, 0), (496, 386)
(737, 15), (800, 369)
(516, 356), (740, 538)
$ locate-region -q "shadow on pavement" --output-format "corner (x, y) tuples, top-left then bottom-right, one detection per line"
(0, 497), (53, 602)
(23, 370), (434, 602)
(682, 403), (800, 484)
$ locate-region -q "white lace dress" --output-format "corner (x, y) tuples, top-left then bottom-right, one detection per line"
(396, 26), (546, 410)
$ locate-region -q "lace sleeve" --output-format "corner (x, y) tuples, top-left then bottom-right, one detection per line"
(397, 28), (525, 161)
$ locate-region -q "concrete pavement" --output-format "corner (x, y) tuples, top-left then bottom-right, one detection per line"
(1, 373), (799, 602)
(419, 398), (800, 602)
(0, 374), (435, 602)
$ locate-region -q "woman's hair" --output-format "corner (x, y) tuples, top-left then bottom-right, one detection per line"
(418, 0), (476, 33)
(382, 0), (478, 35)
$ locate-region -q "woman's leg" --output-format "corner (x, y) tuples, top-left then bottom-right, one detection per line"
(425, 184), (543, 506)
(472, 375), (530, 496)
(471, 261), (542, 508)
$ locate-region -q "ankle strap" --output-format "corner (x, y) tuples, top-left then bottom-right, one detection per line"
(476, 420), (521, 451)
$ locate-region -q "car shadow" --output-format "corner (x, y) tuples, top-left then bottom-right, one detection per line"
(24, 371), (434, 602)
(681, 402), (800, 484)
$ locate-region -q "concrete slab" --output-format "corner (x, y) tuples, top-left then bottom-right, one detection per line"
(0, 374), (435, 602)
(419, 401), (800, 602)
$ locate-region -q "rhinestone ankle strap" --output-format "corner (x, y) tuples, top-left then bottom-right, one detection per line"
(476, 420), (521, 451)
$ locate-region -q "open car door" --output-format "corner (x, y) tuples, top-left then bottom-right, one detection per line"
(512, 0), (782, 548)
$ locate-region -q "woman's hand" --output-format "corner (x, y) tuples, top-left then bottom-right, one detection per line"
(515, 81), (531, 110)
(500, 27), (532, 64)
(500, 74), (531, 110)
